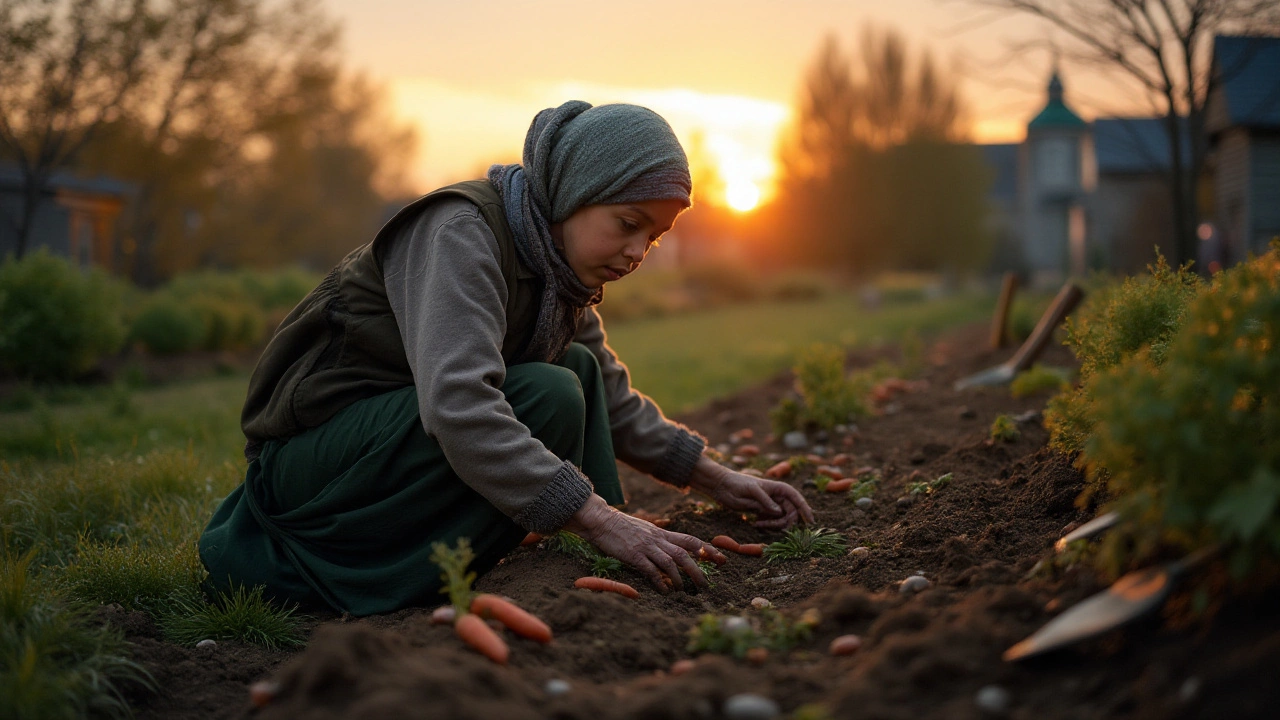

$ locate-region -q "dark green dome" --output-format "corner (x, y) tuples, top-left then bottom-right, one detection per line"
(1029, 72), (1086, 129)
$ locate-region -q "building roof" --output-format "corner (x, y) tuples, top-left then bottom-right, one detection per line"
(0, 164), (133, 197)
(1028, 72), (1086, 130)
(1093, 117), (1191, 174)
(1213, 35), (1280, 129)
(979, 143), (1019, 202)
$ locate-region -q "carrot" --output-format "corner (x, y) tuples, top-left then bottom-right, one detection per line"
(736, 543), (765, 557)
(738, 444), (760, 457)
(248, 681), (279, 708)
(712, 535), (741, 552)
(471, 594), (552, 644)
(521, 532), (542, 546)
(764, 460), (792, 479)
(825, 478), (855, 493)
(817, 465), (844, 480)
(832, 453), (851, 465)
(574, 576), (640, 598)
(697, 546), (728, 565)
(455, 612), (509, 664)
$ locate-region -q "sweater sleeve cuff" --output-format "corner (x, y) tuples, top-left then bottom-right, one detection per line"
(512, 460), (594, 534)
(650, 427), (706, 488)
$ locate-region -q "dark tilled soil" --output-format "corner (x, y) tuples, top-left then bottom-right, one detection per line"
(119, 323), (1280, 720)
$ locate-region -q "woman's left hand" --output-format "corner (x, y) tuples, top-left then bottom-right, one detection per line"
(688, 456), (814, 529)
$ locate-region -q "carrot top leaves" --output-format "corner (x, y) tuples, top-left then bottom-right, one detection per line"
(429, 538), (477, 615)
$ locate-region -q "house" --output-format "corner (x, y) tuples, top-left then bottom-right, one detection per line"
(1207, 35), (1280, 267)
(0, 165), (132, 269)
(981, 33), (1279, 280)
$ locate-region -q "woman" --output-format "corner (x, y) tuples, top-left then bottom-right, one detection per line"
(199, 101), (813, 616)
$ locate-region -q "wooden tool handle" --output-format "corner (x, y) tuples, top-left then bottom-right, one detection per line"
(990, 272), (1019, 350)
(1008, 282), (1084, 373)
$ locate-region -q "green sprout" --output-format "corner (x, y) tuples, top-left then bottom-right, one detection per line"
(429, 538), (476, 615)
(907, 472), (953, 495)
(763, 527), (847, 563)
(990, 414), (1021, 442)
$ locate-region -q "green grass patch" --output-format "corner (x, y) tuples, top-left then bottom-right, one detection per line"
(763, 527), (848, 563)
(62, 538), (206, 613)
(160, 584), (304, 650)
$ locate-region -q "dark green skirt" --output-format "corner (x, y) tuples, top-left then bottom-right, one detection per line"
(199, 343), (623, 616)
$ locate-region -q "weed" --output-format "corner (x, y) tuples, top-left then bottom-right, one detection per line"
(1, 550), (154, 718)
(907, 473), (953, 495)
(763, 527), (847, 563)
(686, 607), (818, 658)
(161, 583), (304, 650)
(770, 344), (883, 435)
(848, 477), (879, 500)
(591, 556), (624, 578)
(1010, 364), (1072, 398)
(989, 415), (1020, 442)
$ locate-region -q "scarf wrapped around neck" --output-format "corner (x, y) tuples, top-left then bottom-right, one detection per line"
(488, 100), (692, 364)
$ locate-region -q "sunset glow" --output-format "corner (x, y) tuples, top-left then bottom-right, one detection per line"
(725, 180), (761, 212)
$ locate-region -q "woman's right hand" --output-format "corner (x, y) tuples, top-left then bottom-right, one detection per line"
(561, 495), (726, 593)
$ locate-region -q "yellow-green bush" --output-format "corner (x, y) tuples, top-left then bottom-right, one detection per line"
(1080, 245), (1280, 576)
(129, 298), (206, 355)
(770, 344), (889, 434)
(0, 251), (127, 381)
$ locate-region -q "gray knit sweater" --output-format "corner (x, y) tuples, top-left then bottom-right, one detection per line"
(382, 196), (705, 534)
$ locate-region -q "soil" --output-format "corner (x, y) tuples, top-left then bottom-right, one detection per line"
(114, 322), (1280, 720)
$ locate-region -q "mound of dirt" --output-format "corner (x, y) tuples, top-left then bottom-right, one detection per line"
(119, 322), (1280, 720)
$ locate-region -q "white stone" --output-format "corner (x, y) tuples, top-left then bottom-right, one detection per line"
(195, 639), (216, 649)
(899, 575), (931, 594)
(782, 431), (808, 450)
(750, 597), (771, 609)
(849, 546), (870, 557)
(975, 685), (1011, 715)
(720, 616), (751, 634)
(544, 678), (571, 697)
(724, 693), (780, 720)
(855, 497), (874, 509)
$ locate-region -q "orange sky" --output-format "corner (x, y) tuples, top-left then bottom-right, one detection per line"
(327, 0), (1160, 207)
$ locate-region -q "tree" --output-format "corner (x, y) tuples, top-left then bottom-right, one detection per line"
(967, 0), (1280, 269)
(0, 0), (154, 258)
(766, 27), (991, 276)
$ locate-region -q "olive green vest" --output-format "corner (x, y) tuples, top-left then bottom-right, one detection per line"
(240, 180), (541, 459)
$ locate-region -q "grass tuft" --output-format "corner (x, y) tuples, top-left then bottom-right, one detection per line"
(160, 584), (304, 650)
(62, 537), (206, 613)
(763, 527), (848, 563)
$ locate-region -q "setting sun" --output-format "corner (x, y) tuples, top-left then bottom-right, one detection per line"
(725, 180), (761, 212)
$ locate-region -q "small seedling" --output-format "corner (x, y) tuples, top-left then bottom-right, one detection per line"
(430, 538), (477, 615)
(907, 473), (953, 495)
(763, 527), (847, 563)
(1010, 364), (1071, 398)
(847, 471), (880, 501)
(686, 607), (817, 658)
(813, 475), (832, 492)
(591, 555), (624, 578)
(544, 531), (596, 560)
(990, 415), (1021, 442)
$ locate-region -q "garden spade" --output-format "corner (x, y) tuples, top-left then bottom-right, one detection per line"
(1002, 546), (1218, 662)
(954, 281), (1084, 391)
(1055, 512), (1121, 552)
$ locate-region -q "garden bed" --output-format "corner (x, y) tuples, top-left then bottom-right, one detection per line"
(118, 322), (1279, 720)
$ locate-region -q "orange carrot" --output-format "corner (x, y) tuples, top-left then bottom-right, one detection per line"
(736, 543), (765, 557)
(521, 532), (542, 546)
(712, 535), (741, 552)
(825, 478), (855, 493)
(248, 681), (279, 708)
(698, 546), (729, 565)
(764, 460), (792, 479)
(471, 594), (552, 644)
(745, 647), (769, 665)
(455, 612), (509, 664)
(738, 444), (760, 457)
(817, 465), (844, 480)
(832, 453), (851, 465)
(574, 576), (640, 598)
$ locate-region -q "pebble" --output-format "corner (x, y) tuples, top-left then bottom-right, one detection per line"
(899, 575), (931, 594)
(721, 616), (751, 634)
(849, 546), (870, 557)
(731, 455), (747, 465)
(829, 634), (863, 656)
(1013, 410), (1040, 423)
(196, 639), (216, 649)
(834, 424), (848, 434)
(766, 452), (784, 461)
(723, 693), (781, 720)
(896, 496), (915, 508)
(750, 597), (772, 609)
(855, 497), (874, 509)
(739, 444), (760, 457)
(670, 658), (696, 676)
(814, 430), (830, 442)
(430, 606), (457, 625)
(769, 574), (792, 584)
(974, 685), (1011, 715)
(544, 679), (571, 697)
(882, 402), (902, 415)
(716, 443), (732, 455)
(745, 647), (769, 665)
(782, 431), (808, 450)
(958, 406), (977, 419)
(811, 444), (828, 456)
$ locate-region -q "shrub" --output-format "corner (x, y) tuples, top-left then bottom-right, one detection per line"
(1080, 245), (1280, 576)
(770, 344), (887, 434)
(0, 250), (127, 381)
(129, 299), (205, 355)
(1044, 255), (1202, 456)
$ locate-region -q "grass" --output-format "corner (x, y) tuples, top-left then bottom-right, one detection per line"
(160, 584), (304, 650)
(762, 527), (848, 563)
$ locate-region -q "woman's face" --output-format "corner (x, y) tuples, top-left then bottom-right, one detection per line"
(551, 199), (684, 288)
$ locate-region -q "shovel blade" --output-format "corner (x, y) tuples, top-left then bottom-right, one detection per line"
(1003, 565), (1173, 661)
(954, 363), (1015, 391)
